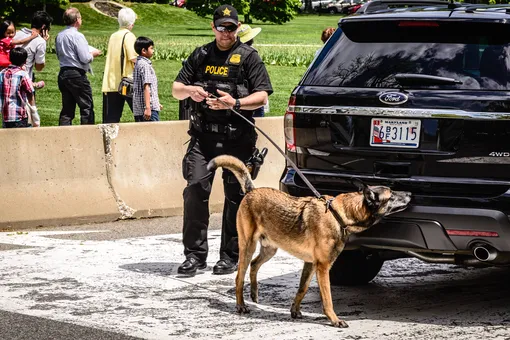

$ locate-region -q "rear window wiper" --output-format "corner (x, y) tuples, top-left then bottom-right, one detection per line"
(394, 73), (463, 86)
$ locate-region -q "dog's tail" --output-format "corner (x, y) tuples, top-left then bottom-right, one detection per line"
(207, 155), (255, 193)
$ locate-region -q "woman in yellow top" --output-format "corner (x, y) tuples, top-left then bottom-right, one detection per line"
(102, 7), (137, 123)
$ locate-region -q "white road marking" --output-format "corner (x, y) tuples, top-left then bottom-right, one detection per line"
(0, 230), (508, 339)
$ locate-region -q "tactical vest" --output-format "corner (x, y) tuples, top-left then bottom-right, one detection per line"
(188, 40), (256, 137)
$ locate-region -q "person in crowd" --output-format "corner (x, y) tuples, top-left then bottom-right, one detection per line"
(0, 20), (38, 70)
(102, 7), (138, 123)
(314, 26), (336, 58)
(172, 4), (273, 276)
(321, 26), (336, 44)
(0, 47), (40, 128)
(55, 8), (101, 125)
(238, 24), (267, 117)
(13, 11), (52, 83)
(133, 37), (161, 122)
(237, 23), (261, 47)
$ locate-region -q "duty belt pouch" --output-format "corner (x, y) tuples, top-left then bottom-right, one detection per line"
(118, 32), (134, 98)
(246, 147), (268, 180)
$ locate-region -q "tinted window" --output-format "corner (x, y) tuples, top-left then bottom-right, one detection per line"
(304, 21), (510, 90)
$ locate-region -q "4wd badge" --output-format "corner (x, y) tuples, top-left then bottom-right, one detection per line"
(379, 92), (408, 105)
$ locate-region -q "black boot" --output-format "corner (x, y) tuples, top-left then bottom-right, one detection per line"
(177, 258), (207, 276)
(212, 258), (238, 275)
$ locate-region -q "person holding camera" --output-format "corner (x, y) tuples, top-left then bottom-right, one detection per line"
(13, 11), (53, 81)
(171, 4), (272, 277)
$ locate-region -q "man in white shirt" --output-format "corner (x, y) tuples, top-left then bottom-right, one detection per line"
(13, 11), (53, 80)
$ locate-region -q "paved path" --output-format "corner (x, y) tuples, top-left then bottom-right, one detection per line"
(1, 215), (510, 339)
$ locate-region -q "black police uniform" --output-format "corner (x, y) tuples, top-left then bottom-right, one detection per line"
(175, 38), (273, 266)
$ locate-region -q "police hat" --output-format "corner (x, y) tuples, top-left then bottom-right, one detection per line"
(213, 4), (239, 27)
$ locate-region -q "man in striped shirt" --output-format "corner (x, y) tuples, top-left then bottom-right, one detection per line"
(0, 47), (39, 128)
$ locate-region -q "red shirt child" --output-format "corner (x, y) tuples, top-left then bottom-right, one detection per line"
(0, 21), (37, 68)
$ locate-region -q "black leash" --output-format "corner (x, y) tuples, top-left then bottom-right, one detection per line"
(210, 94), (347, 229)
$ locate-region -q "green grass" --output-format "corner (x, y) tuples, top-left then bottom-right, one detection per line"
(33, 3), (341, 125)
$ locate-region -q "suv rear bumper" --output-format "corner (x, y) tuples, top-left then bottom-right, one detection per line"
(280, 168), (510, 253)
(349, 206), (510, 253)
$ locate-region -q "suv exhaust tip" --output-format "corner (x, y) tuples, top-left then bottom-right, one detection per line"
(472, 243), (498, 262)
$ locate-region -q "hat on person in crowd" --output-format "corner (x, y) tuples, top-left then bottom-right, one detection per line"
(213, 4), (239, 27)
(238, 24), (262, 43)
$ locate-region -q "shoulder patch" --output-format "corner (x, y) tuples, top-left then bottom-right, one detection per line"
(230, 54), (241, 65)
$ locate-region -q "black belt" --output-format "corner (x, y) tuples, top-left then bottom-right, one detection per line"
(60, 66), (86, 75)
(191, 122), (250, 140)
(203, 122), (231, 134)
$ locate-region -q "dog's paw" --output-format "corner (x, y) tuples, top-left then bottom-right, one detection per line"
(290, 310), (302, 319)
(236, 304), (250, 314)
(332, 319), (349, 328)
(290, 303), (302, 319)
(250, 291), (258, 303)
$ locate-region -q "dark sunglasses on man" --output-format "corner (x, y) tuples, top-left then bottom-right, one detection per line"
(216, 25), (237, 32)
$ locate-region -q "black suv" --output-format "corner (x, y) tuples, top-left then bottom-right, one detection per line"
(280, 3), (510, 285)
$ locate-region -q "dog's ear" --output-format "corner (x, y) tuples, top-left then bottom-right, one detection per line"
(362, 186), (380, 211)
(350, 178), (367, 193)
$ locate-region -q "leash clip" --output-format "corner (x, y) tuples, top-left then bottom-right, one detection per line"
(320, 196), (335, 213)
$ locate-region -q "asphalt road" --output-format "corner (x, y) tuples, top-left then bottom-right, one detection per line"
(1, 214), (510, 340)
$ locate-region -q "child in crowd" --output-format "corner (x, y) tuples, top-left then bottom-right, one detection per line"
(0, 47), (40, 128)
(0, 21), (36, 67)
(133, 36), (161, 121)
(0, 20), (45, 88)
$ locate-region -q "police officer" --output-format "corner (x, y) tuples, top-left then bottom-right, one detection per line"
(172, 4), (273, 276)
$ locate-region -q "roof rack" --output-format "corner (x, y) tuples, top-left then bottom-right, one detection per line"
(358, 0), (455, 14)
(457, 4), (510, 14)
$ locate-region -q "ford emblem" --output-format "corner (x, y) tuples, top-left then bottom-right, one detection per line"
(379, 92), (408, 105)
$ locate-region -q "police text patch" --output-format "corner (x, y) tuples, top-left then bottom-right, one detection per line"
(204, 65), (229, 77)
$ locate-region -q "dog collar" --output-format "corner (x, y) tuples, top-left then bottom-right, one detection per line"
(322, 197), (347, 231)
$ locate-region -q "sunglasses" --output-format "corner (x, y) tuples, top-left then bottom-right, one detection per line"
(215, 25), (237, 33)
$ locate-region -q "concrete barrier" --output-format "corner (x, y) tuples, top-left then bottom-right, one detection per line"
(108, 117), (284, 218)
(0, 117), (285, 229)
(0, 126), (119, 229)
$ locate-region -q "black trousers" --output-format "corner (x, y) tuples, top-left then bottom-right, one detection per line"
(102, 92), (133, 123)
(181, 133), (256, 263)
(58, 68), (94, 125)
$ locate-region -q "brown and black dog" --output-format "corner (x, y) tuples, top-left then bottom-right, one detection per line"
(207, 155), (411, 328)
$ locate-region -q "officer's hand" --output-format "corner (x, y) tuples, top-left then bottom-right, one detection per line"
(189, 85), (209, 102)
(206, 89), (234, 111)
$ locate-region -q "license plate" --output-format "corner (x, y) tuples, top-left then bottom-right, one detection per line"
(370, 118), (421, 148)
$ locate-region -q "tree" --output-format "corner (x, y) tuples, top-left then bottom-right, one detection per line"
(1, 0), (68, 21)
(185, 0), (301, 25)
(250, 0), (301, 24)
(185, 0), (250, 19)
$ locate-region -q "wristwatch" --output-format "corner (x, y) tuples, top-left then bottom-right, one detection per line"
(234, 98), (241, 111)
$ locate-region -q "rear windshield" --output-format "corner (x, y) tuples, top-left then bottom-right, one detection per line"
(304, 20), (510, 90)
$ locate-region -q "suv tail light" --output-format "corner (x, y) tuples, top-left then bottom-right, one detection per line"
(284, 95), (296, 152)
